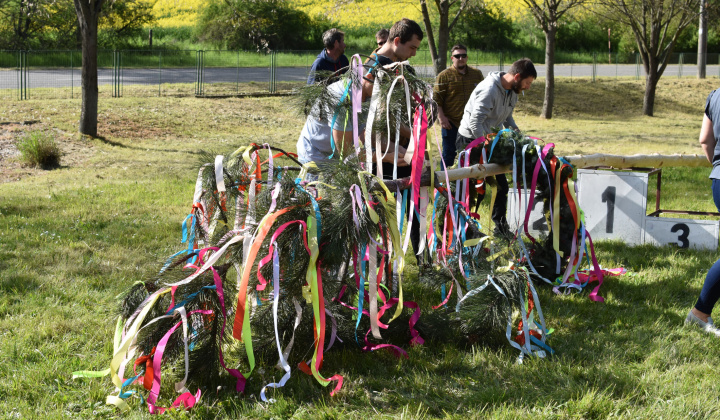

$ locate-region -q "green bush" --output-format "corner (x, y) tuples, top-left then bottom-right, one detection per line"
(197, 0), (334, 51)
(17, 131), (61, 169)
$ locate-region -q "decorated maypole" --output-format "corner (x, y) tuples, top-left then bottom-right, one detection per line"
(75, 56), (623, 413)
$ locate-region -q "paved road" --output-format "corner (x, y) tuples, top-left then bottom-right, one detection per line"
(1, 64), (718, 90)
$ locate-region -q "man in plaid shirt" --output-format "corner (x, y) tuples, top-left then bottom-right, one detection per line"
(433, 44), (484, 167)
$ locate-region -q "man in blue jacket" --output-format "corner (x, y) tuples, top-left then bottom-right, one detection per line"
(307, 28), (349, 85)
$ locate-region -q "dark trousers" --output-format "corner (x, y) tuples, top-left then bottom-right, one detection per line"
(695, 178), (720, 313)
(441, 123), (459, 168)
(455, 133), (509, 229)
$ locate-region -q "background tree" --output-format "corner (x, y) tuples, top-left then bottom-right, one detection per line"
(598, 0), (700, 116)
(73, 0), (106, 136)
(451, 6), (517, 51)
(419, 0), (481, 75)
(697, 0), (707, 78)
(520, 0), (585, 119)
(98, 0), (156, 48)
(0, 0), (62, 49)
(0, 0), (155, 49)
(197, 0), (330, 51)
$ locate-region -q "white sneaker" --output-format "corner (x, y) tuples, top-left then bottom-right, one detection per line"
(685, 311), (720, 337)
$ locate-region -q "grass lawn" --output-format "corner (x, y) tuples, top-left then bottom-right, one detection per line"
(2, 77), (720, 418)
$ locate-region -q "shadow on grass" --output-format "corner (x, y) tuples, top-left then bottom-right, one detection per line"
(0, 273), (39, 295)
(93, 135), (203, 155)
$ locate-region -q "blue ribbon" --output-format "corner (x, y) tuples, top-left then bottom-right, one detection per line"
(180, 213), (197, 265)
(166, 285), (217, 315)
(487, 128), (512, 162)
(118, 372), (144, 402)
(530, 335), (555, 355)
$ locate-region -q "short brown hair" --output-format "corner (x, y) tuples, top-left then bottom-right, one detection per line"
(388, 18), (423, 44)
(450, 44), (467, 54)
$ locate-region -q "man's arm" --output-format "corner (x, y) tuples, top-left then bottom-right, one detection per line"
(433, 72), (452, 129)
(504, 113), (519, 131)
(332, 128), (359, 159)
(466, 90), (492, 139)
(307, 58), (321, 85)
(700, 114), (716, 163)
(332, 129), (409, 166)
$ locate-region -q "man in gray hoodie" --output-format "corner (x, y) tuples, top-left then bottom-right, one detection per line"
(455, 58), (537, 236)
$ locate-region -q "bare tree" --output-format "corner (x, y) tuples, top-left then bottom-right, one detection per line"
(419, 0), (475, 75)
(73, 0), (106, 136)
(599, 0), (699, 116)
(521, 0), (585, 119)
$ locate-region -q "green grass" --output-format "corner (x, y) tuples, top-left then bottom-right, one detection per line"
(1, 78), (720, 418)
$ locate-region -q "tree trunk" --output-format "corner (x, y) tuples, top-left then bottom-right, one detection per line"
(419, 0), (439, 74)
(542, 27), (556, 119)
(74, 0), (103, 137)
(698, 1), (707, 79)
(433, 0), (450, 75)
(420, 0), (451, 76)
(643, 66), (659, 117)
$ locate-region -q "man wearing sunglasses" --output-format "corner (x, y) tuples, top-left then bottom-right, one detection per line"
(375, 28), (389, 49)
(433, 44), (484, 167)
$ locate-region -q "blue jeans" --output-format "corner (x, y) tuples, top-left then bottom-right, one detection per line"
(694, 178), (720, 314)
(441, 124), (459, 168)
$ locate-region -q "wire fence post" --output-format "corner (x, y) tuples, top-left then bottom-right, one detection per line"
(499, 51), (503, 71)
(269, 51), (276, 93)
(195, 50), (204, 96)
(71, 50), (74, 99)
(18, 50), (27, 100)
(592, 52), (597, 82)
(236, 50), (240, 94)
(678, 52), (683, 78)
(112, 50), (120, 98)
(159, 50), (163, 97)
(635, 53), (640, 80)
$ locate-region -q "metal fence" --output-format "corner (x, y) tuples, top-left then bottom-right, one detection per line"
(2, 49), (720, 100)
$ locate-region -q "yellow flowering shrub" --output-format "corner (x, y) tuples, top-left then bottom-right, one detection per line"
(151, 0), (423, 29)
(152, 0), (206, 27)
(291, 0), (422, 29)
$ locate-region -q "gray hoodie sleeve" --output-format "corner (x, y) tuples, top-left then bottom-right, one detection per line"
(504, 114), (518, 131)
(466, 86), (495, 139)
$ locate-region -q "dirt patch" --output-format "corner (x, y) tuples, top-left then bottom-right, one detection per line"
(0, 122), (94, 183)
(97, 117), (168, 139)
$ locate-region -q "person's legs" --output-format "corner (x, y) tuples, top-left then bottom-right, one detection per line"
(712, 178), (720, 211)
(491, 174), (510, 234)
(694, 258), (720, 318)
(441, 124), (459, 168)
(693, 178), (720, 320)
(685, 177), (720, 335)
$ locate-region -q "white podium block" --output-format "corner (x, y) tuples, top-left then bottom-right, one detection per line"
(644, 217), (719, 250)
(577, 169), (648, 245)
(507, 189), (548, 236)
